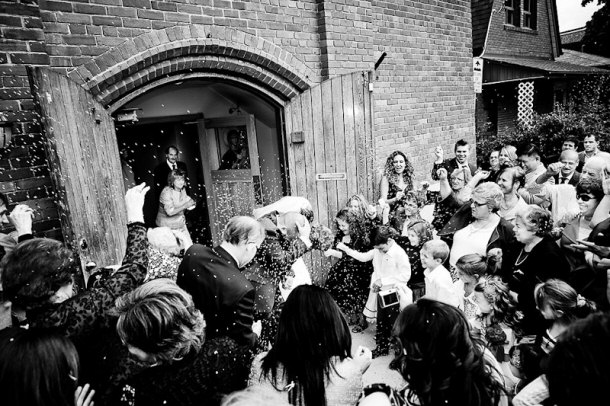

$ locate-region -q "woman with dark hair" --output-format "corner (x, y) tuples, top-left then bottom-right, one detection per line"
(156, 168), (195, 250)
(0, 327), (95, 406)
(1, 184), (149, 405)
(379, 151), (414, 212)
(359, 299), (507, 406)
(558, 178), (604, 284)
(545, 312), (610, 406)
(249, 285), (372, 406)
(324, 208), (374, 331)
(510, 205), (570, 336)
(115, 278), (250, 406)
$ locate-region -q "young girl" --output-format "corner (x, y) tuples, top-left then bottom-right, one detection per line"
(337, 226), (411, 357)
(511, 279), (597, 405)
(454, 254), (487, 320)
(395, 219), (433, 301)
(324, 208), (373, 331)
(389, 191), (423, 234)
(472, 276), (522, 363)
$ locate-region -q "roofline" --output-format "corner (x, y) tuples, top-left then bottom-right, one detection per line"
(560, 26), (586, 35)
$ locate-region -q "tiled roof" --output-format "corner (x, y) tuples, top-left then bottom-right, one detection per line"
(486, 56), (609, 74)
(560, 27), (586, 45)
(557, 49), (610, 68)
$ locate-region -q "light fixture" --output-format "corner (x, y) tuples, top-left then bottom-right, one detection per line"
(116, 108), (141, 123)
(229, 105), (241, 115)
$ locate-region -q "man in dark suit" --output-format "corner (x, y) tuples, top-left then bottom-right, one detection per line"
(431, 139), (477, 181)
(153, 145), (188, 195)
(177, 216), (265, 347)
(536, 149), (581, 186)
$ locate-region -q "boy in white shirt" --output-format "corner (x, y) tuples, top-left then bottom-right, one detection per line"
(337, 226), (411, 357)
(420, 240), (459, 307)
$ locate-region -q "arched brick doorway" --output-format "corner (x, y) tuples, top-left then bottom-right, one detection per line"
(73, 26), (315, 243)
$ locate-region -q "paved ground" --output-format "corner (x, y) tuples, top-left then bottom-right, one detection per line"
(350, 321), (406, 388)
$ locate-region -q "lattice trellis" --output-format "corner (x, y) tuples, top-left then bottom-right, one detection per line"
(517, 81), (534, 125)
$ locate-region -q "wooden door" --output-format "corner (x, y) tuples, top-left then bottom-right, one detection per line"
(284, 71), (375, 284)
(29, 67), (127, 268)
(199, 114), (261, 243)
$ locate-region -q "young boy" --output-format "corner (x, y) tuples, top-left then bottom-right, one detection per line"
(337, 225), (411, 357)
(420, 240), (459, 307)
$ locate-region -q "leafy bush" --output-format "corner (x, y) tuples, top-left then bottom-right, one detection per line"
(477, 75), (610, 165)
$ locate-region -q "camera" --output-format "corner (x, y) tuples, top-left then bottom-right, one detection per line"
(379, 288), (400, 308)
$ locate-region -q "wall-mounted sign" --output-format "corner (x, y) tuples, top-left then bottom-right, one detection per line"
(473, 57), (483, 94)
(316, 172), (347, 181)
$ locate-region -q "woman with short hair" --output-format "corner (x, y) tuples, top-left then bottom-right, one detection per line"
(439, 182), (518, 280)
(156, 168), (195, 250)
(510, 205), (570, 336)
(115, 278), (250, 406)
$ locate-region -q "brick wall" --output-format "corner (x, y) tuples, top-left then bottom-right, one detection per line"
(1, 0), (475, 239)
(38, 0), (323, 75)
(370, 0), (476, 182)
(0, 0), (61, 239)
(484, 0), (555, 59)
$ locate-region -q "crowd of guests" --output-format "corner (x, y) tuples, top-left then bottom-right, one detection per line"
(1, 134), (610, 406)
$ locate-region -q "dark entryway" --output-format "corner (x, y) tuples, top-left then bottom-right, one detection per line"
(116, 116), (213, 245)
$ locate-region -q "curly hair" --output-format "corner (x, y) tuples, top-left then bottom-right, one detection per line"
(335, 208), (370, 249)
(346, 194), (376, 221)
(576, 177), (604, 201)
(1, 238), (77, 311)
(391, 299), (506, 406)
(115, 278), (205, 364)
(383, 151), (414, 191)
(515, 205), (553, 237)
(474, 275), (521, 331)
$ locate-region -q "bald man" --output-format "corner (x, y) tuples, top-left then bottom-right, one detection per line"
(536, 149), (581, 186)
(580, 155), (610, 182)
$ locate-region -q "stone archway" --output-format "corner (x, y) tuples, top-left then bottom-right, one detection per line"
(66, 25), (317, 108)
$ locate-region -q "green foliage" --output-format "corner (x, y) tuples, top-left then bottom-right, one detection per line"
(581, 2), (610, 58)
(477, 75), (610, 164)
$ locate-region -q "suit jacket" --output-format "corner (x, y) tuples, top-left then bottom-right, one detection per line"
(553, 171), (580, 186)
(431, 157), (477, 181)
(153, 161), (188, 194)
(177, 244), (256, 347)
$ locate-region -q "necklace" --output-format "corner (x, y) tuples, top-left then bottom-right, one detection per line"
(515, 249), (529, 266)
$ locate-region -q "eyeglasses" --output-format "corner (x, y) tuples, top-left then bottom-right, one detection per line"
(470, 199), (487, 207)
(577, 194), (595, 202)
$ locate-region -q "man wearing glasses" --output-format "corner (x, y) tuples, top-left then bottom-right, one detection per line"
(536, 149), (581, 187)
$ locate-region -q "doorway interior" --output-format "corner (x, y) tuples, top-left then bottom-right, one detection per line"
(114, 80), (287, 244)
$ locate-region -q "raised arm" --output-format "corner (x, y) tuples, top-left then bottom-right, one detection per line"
(34, 183), (150, 336)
